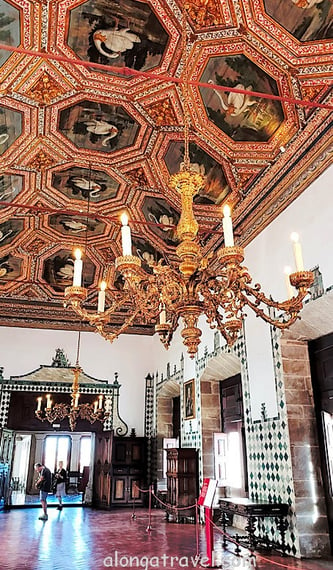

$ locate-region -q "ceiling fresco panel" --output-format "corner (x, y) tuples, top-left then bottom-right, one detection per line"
(142, 196), (180, 247)
(42, 248), (96, 293)
(0, 252), (22, 280)
(164, 140), (231, 206)
(48, 213), (106, 239)
(0, 173), (23, 203)
(51, 166), (120, 202)
(58, 100), (140, 152)
(132, 235), (163, 271)
(263, 0), (333, 42)
(0, 217), (24, 247)
(199, 54), (284, 143)
(67, 0), (170, 73)
(0, 104), (22, 153)
(0, 0), (20, 67)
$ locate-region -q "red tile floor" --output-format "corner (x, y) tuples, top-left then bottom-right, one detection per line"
(0, 506), (332, 570)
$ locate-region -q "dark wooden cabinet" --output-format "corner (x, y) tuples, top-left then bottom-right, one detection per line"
(111, 437), (146, 507)
(166, 448), (198, 522)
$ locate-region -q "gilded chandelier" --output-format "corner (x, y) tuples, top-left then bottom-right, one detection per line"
(63, 10), (313, 358)
(35, 335), (110, 430)
(64, 182), (313, 358)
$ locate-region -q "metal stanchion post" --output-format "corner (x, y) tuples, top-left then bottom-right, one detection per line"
(146, 484), (153, 532)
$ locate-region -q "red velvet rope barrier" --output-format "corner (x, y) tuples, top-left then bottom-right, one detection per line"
(132, 486), (318, 569)
(0, 42), (332, 111)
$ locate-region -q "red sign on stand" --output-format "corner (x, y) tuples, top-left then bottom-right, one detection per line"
(198, 479), (218, 567)
(198, 478), (210, 506)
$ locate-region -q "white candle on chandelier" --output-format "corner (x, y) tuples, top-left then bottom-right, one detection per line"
(120, 213), (132, 256)
(98, 395), (103, 409)
(94, 400), (98, 414)
(73, 248), (83, 286)
(159, 304), (166, 325)
(46, 394), (52, 409)
(222, 205), (234, 247)
(36, 397), (42, 412)
(290, 232), (304, 272)
(98, 281), (107, 313)
(284, 266), (293, 299)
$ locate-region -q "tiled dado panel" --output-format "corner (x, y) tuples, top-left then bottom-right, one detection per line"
(245, 326), (299, 556)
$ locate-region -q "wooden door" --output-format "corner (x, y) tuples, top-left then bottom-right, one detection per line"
(0, 428), (15, 507)
(309, 333), (333, 551)
(92, 431), (113, 509)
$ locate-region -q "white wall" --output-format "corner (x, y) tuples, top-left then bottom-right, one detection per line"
(0, 326), (155, 436)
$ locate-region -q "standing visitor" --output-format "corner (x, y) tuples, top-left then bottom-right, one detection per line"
(34, 462), (52, 520)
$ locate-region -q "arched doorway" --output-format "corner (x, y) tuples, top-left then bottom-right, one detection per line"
(199, 351), (248, 499)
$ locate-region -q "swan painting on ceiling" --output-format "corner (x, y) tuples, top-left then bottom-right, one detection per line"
(58, 100), (139, 153)
(49, 214), (105, 238)
(42, 250), (95, 292)
(0, 219), (24, 247)
(0, 106), (22, 154)
(165, 141), (231, 206)
(263, 0), (333, 41)
(67, 0), (169, 73)
(0, 254), (21, 281)
(142, 197), (180, 247)
(0, 174), (22, 203)
(200, 54), (284, 142)
(52, 167), (119, 202)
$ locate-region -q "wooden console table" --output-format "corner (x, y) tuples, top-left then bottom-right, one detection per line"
(219, 498), (289, 555)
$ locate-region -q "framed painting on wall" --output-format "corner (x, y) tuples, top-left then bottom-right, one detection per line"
(184, 379), (195, 420)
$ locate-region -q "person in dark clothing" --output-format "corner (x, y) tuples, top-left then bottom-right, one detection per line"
(34, 462), (52, 520)
(54, 460), (67, 511)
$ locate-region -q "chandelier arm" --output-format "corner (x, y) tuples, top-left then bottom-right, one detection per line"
(35, 403), (70, 423)
(240, 285), (309, 328)
(93, 306), (144, 343)
(88, 294), (131, 323)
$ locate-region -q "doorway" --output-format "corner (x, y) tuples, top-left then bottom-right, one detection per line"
(309, 332), (333, 551)
(9, 431), (93, 507)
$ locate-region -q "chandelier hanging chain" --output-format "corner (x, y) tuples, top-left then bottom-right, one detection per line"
(63, 8), (314, 357)
(181, 6), (190, 171)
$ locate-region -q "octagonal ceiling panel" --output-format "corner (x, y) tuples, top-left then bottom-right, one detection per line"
(51, 166), (120, 202)
(0, 218), (24, 246)
(131, 235), (163, 272)
(263, 0), (332, 42)
(164, 140), (231, 205)
(199, 54), (284, 143)
(0, 0), (21, 67)
(0, 173), (23, 203)
(67, 0), (170, 73)
(58, 100), (140, 152)
(48, 214), (106, 239)
(42, 249), (96, 293)
(0, 104), (22, 153)
(0, 253), (22, 280)
(141, 196), (180, 248)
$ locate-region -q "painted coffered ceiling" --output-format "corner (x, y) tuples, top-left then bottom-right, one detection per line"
(0, 0), (332, 334)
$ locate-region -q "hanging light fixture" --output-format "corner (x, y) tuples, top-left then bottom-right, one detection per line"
(35, 332), (111, 431)
(64, 9), (313, 358)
